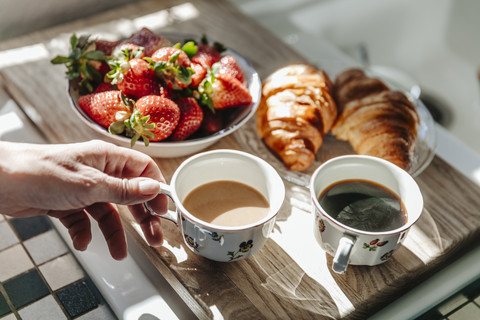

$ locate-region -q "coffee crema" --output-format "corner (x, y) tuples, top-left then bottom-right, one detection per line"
(318, 179), (407, 232)
(182, 180), (270, 227)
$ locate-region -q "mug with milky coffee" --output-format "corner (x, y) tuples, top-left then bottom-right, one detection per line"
(144, 149), (285, 262)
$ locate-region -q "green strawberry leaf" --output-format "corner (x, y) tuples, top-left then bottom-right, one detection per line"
(181, 41), (197, 58)
(108, 121), (126, 135)
(168, 50), (181, 64)
(50, 56), (73, 64)
(119, 93), (135, 111)
(84, 50), (106, 60)
(198, 92), (214, 112)
(200, 34), (209, 45)
(51, 33), (106, 93)
(125, 110), (156, 147)
(70, 34), (79, 50)
(212, 41), (226, 54)
(199, 34), (226, 53)
(196, 65), (216, 112)
(175, 66), (194, 86)
(148, 57), (193, 90)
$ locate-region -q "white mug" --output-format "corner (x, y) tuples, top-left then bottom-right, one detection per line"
(145, 149), (285, 262)
(309, 155), (423, 273)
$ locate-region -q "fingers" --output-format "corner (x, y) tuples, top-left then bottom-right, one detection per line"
(65, 140), (165, 206)
(128, 202), (165, 247)
(50, 197), (167, 260)
(148, 194), (169, 215)
(85, 203), (128, 261)
(82, 140), (165, 182)
(49, 210), (92, 252)
(101, 176), (162, 205)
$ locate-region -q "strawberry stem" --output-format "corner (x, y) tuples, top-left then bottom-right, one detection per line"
(146, 57), (195, 90)
(196, 62), (220, 112)
(125, 110), (156, 147)
(51, 34), (106, 93)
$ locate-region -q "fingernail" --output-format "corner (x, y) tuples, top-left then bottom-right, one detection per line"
(138, 179), (160, 196)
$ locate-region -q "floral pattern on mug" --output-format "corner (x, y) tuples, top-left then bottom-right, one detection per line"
(318, 218), (326, 232)
(184, 234), (199, 251)
(209, 231), (225, 245)
(363, 239), (389, 251)
(381, 249), (395, 261)
(228, 240), (253, 261)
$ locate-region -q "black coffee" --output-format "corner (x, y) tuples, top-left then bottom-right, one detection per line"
(318, 179), (407, 232)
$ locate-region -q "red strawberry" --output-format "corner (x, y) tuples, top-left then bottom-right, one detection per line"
(191, 44), (221, 68)
(158, 85), (176, 100)
(135, 95), (180, 141)
(123, 27), (171, 56)
(218, 55), (245, 83)
(112, 43), (145, 59)
(151, 47), (191, 66)
(94, 82), (116, 93)
(116, 58), (159, 99)
(94, 39), (121, 55)
(150, 47), (194, 90)
(190, 63), (207, 88)
(78, 90), (130, 128)
(172, 98), (204, 140)
(96, 61), (111, 77)
(210, 73), (252, 109)
(201, 108), (224, 133)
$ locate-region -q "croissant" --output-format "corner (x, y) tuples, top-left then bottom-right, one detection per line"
(331, 68), (420, 171)
(256, 64), (337, 171)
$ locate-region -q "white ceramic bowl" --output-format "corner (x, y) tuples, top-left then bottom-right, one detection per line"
(68, 34), (261, 158)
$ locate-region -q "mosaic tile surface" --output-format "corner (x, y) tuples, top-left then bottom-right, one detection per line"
(0, 215), (116, 319)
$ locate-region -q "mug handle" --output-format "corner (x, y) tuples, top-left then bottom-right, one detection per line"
(332, 235), (356, 274)
(143, 182), (178, 225)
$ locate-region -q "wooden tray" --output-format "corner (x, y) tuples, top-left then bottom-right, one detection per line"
(1, 0), (480, 318)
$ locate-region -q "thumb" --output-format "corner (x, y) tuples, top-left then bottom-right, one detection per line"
(100, 177), (161, 205)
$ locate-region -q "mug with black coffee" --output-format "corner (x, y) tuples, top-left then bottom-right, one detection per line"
(310, 155), (423, 274)
(144, 149), (285, 262)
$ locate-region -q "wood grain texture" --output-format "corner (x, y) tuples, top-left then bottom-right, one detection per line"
(1, 0), (480, 319)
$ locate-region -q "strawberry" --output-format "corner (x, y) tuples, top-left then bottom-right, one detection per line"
(94, 39), (121, 56)
(151, 47), (191, 66)
(172, 98), (204, 140)
(158, 85), (176, 100)
(108, 58), (159, 99)
(210, 73), (252, 109)
(191, 43), (222, 68)
(200, 108), (224, 133)
(190, 63), (207, 88)
(149, 47), (194, 90)
(78, 90), (131, 128)
(218, 55), (245, 83)
(112, 43), (145, 59)
(94, 82), (116, 93)
(123, 27), (171, 56)
(134, 95), (180, 142)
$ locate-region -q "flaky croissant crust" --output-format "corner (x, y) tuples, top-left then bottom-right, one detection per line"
(256, 64), (337, 171)
(332, 68), (420, 171)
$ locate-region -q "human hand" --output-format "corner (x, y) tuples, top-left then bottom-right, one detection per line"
(0, 140), (168, 260)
